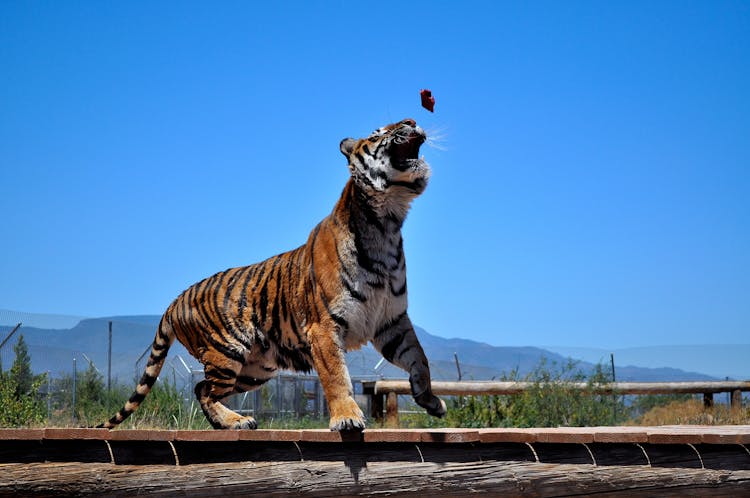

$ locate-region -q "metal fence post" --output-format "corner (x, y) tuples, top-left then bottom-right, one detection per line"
(107, 321), (112, 395)
(72, 356), (77, 423)
(47, 371), (51, 418)
(610, 353), (617, 424)
(0, 323), (22, 354)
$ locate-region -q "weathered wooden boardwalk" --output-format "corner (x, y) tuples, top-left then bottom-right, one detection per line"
(1, 426), (749, 496)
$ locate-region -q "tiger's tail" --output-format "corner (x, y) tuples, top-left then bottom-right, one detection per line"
(97, 317), (175, 429)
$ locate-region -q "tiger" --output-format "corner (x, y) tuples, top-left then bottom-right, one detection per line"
(99, 118), (446, 431)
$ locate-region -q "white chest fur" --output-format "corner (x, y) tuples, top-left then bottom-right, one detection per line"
(333, 226), (408, 350)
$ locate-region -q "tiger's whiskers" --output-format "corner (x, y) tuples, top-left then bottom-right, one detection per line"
(425, 126), (449, 151)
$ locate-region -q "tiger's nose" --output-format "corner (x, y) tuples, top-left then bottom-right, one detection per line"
(401, 119), (417, 127)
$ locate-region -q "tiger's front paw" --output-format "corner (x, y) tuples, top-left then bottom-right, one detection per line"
(230, 416), (258, 430)
(416, 393), (447, 418)
(328, 397), (366, 432)
(427, 397), (447, 418)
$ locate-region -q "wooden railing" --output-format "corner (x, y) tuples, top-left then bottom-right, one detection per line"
(362, 380), (750, 426)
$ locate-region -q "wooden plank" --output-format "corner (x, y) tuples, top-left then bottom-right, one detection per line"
(173, 430), (239, 441)
(593, 427), (649, 443)
(650, 426), (750, 445)
(534, 428), (595, 444)
(0, 427), (747, 445)
(104, 430), (175, 441)
(43, 428), (109, 440)
(299, 429), (362, 443)
(0, 429), (44, 440)
(647, 428), (704, 444)
(362, 429), (422, 443)
(698, 427), (746, 445)
(479, 428), (538, 443)
(372, 380), (750, 396)
(700, 426), (750, 445)
(375, 380), (528, 395)
(238, 429), (302, 442)
(0, 427), (748, 445)
(418, 428), (479, 443)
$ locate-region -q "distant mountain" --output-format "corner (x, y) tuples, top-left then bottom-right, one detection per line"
(545, 345), (750, 381)
(397, 327), (716, 382)
(0, 314), (194, 383)
(0, 309), (84, 329)
(0, 311), (722, 385)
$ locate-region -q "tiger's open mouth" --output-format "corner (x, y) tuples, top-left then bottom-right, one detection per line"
(390, 127), (426, 171)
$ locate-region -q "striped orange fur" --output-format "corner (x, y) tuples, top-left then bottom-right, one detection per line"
(100, 118), (445, 431)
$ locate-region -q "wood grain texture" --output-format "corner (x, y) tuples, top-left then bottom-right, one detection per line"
(369, 380), (750, 396)
(0, 460), (748, 497)
(0, 427), (749, 496)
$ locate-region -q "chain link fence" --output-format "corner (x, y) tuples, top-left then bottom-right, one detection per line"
(0, 311), (378, 424)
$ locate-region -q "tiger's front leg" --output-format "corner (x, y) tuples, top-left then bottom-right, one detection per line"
(373, 313), (446, 418)
(308, 322), (366, 431)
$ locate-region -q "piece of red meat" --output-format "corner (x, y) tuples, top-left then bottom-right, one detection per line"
(420, 89), (435, 112)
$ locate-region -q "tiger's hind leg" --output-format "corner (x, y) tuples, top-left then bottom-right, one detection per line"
(195, 353), (258, 430)
(195, 379), (258, 430)
(373, 313), (446, 418)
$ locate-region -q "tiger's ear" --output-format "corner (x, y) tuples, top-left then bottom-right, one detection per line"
(340, 138), (357, 158)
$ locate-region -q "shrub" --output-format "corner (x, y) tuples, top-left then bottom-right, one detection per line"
(0, 335), (48, 427)
(633, 398), (750, 426)
(443, 358), (626, 428)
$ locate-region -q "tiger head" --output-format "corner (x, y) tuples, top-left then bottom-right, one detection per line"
(340, 118), (430, 197)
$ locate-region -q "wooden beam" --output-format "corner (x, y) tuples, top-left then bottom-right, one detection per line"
(385, 391), (399, 428)
(370, 380), (750, 396)
(0, 459), (748, 497)
(2, 427), (748, 445)
(371, 393), (384, 423)
(367, 380), (750, 421)
(704, 392), (714, 408)
(732, 389), (743, 410)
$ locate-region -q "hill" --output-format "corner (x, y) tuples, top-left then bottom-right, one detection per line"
(546, 345), (750, 381)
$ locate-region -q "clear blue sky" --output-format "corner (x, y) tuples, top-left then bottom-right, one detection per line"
(1, 2), (748, 349)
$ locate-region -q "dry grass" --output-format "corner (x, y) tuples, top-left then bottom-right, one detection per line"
(632, 399), (750, 426)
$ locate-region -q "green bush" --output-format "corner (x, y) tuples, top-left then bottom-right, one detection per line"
(444, 358), (626, 428)
(0, 335), (48, 427)
(45, 365), (209, 429)
(0, 336), (723, 430)
(48, 363), (119, 427)
(0, 373), (47, 427)
(629, 393), (693, 418)
(121, 379), (209, 430)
